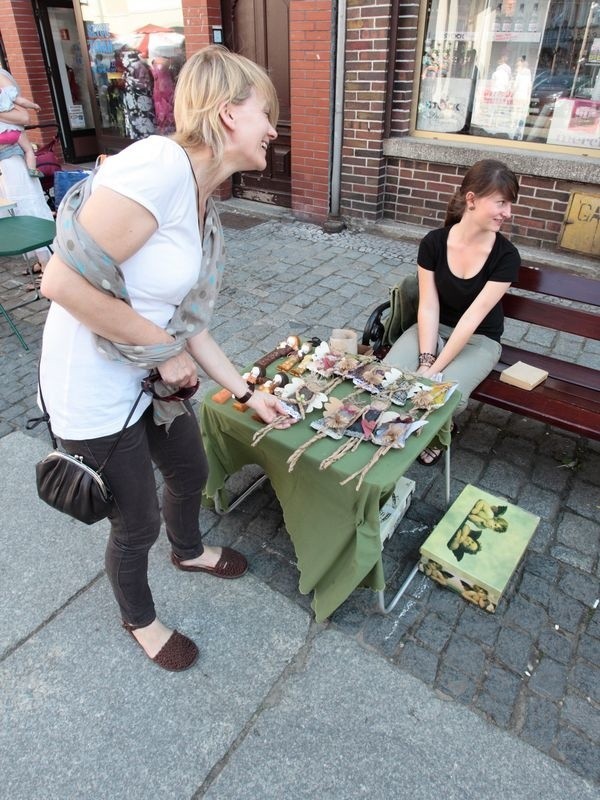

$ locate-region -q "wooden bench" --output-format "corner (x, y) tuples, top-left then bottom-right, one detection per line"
(362, 263), (600, 441)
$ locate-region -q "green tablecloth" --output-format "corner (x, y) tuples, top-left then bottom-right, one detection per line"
(200, 370), (460, 622)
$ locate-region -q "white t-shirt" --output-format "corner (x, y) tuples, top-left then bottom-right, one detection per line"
(40, 136), (202, 439)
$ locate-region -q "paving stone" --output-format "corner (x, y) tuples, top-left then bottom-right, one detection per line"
(531, 457), (571, 492)
(361, 612), (411, 657)
(538, 628), (574, 665)
(578, 634), (600, 665)
(561, 693), (600, 741)
(475, 691), (514, 727)
(569, 660), (600, 704)
(444, 634), (487, 679)
(564, 482), (600, 522)
(517, 483), (562, 523)
(558, 570), (599, 607)
(426, 585), (464, 624)
(493, 436), (536, 469)
(547, 592), (586, 634)
(394, 640), (439, 684)
(496, 626), (534, 674)
(435, 663), (478, 703)
(458, 422), (501, 454)
(503, 596), (548, 635)
(550, 546), (595, 573)
(479, 460), (527, 500)
(529, 657), (568, 700)
(519, 571), (554, 607)
(520, 694), (559, 753)
(455, 605), (501, 646)
(555, 727), (600, 783)
(414, 612), (453, 653)
(538, 431), (578, 461)
(524, 553), (560, 583)
(482, 663), (522, 705)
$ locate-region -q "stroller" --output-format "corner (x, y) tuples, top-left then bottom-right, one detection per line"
(35, 133), (63, 212)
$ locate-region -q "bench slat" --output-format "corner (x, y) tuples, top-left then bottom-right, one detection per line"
(498, 345), (600, 392)
(516, 264), (600, 307)
(471, 377), (600, 440)
(502, 295), (600, 340)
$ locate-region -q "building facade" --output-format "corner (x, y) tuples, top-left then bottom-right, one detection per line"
(1, 0), (599, 257)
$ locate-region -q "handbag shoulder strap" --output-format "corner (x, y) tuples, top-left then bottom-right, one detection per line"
(34, 363), (144, 473)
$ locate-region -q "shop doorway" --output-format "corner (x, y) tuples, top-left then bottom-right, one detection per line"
(222, 0), (291, 207)
(33, 0), (99, 162)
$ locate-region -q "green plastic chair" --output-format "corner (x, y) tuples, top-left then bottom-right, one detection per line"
(0, 215), (56, 350)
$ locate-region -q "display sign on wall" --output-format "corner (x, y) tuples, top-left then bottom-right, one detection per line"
(417, 77), (473, 132)
(560, 192), (600, 256)
(548, 98), (600, 148)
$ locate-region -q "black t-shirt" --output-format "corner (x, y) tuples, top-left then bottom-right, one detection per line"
(417, 226), (521, 342)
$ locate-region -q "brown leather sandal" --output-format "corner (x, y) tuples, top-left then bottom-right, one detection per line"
(171, 547), (248, 579)
(122, 623), (199, 671)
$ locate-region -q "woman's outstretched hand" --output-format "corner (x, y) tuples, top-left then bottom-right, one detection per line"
(245, 391), (295, 427)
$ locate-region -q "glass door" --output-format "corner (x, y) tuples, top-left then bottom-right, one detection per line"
(34, 0), (99, 162)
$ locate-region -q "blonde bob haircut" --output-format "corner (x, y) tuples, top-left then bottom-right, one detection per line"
(173, 45), (279, 162)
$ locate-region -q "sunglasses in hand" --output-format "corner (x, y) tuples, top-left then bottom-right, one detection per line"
(141, 371), (199, 402)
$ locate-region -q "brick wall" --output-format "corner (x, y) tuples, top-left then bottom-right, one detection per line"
(340, 0), (393, 221)
(0, 0), (54, 150)
(384, 158), (573, 251)
(289, 0), (333, 221)
(182, 0), (220, 54)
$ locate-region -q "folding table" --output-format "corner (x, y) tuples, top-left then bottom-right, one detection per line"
(200, 364), (460, 621)
(0, 215), (55, 350)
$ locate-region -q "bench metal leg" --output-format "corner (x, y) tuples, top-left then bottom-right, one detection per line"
(377, 442), (452, 614)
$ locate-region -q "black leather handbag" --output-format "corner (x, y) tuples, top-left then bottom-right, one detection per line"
(34, 379), (144, 525)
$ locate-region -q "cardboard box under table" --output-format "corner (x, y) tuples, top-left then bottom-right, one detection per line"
(419, 485), (539, 612)
(200, 364), (460, 622)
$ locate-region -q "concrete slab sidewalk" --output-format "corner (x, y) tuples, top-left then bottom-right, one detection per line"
(1, 430), (598, 800)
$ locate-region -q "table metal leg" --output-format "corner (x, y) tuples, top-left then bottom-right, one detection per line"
(214, 472), (268, 515)
(0, 302), (29, 350)
(377, 442), (452, 614)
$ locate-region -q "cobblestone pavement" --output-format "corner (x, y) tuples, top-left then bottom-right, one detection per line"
(1, 206), (598, 784)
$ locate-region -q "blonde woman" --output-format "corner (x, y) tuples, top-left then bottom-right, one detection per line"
(40, 46), (292, 671)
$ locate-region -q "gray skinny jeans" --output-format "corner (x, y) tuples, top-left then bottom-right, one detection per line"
(60, 402), (208, 627)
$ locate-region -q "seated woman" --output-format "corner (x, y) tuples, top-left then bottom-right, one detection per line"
(386, 159), (521, 465)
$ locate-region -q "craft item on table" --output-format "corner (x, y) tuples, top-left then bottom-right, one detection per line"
(319, 396), (391, 470)
(256, 373), (290, 394)
(407, 381), (458, 428)
(243, 365), (267, 387)
(251, 377), (329, 446)
(286, 394), (368, 471)
(349, 360), (390, 393)
(211, 387), (231, 404)
(340, 411), (427, 490)
(379, 366), (414, 406)
(329, 328), (358, 355)
(253, 335), (302, 371)
(277, 341), (314, 374)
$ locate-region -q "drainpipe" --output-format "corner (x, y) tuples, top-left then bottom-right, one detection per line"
(384, 0), (401, 140)
(323, 0), (347, 233)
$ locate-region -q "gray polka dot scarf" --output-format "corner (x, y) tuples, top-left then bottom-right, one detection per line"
(53, 169), (225, 429)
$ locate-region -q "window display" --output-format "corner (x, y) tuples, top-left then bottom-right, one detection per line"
(416, 0), (600, 151)
(83, 3), (185, 143)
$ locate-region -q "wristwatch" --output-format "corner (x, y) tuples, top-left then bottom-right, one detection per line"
(234, 386), (254, 404)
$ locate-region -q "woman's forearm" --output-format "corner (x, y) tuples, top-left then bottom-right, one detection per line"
(186, 329), (249, 399)
(0, 106), (29, 126)
(41, 255), (173, 345)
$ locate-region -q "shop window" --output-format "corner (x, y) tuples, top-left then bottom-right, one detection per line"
(82, 0), (186, 142)
(416, 0), (600, 151)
